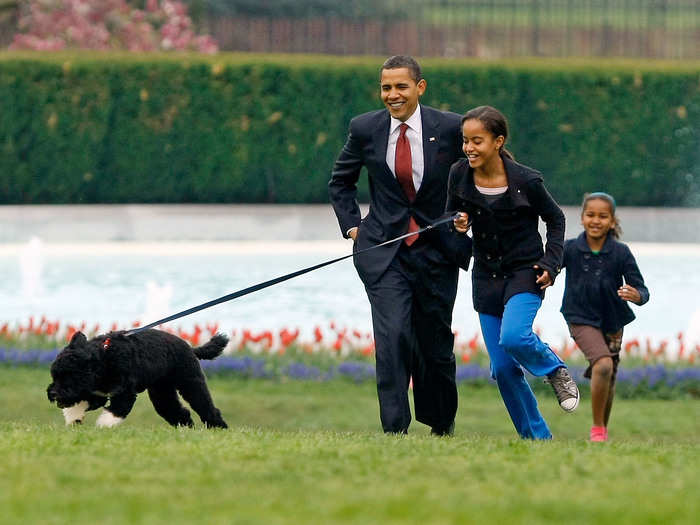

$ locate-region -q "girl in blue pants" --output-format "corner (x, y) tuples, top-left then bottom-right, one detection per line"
(446, 106), (579, 439)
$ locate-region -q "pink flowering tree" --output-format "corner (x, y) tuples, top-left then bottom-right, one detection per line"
(10, 0), (218, 53)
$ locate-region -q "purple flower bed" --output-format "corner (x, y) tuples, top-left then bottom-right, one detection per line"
(200, 356), (274, 379)
(0, 348), (59, 365)
(456, 364), (492, 383)
(2, 348), (698, 398)
(202, 358), (377, 383)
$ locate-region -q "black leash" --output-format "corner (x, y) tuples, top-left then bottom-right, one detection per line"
(125, 212), (460, 336)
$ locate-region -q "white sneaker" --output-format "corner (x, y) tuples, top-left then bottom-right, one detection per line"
(545, 367), (580, 412)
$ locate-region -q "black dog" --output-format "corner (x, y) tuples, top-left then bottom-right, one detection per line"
(47, 329), (228, 429)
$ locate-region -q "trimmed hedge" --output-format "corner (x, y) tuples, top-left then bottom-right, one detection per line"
(0, 53), (698, 205)
(202, 0), (404, 18)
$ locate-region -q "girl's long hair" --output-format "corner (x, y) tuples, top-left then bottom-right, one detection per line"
(461, 106), (514, 160)
(582, 192), (622, 239)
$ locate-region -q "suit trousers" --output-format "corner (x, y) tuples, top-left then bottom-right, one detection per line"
(363, 241), (459, 433)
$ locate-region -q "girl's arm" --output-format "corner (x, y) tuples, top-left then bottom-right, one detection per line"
(560, 239), (571, 270)
(527, 179), (565, 279)
(445, 163), (471, 233)
(620, 245), (650, 305)
(445, 163), (462, 214)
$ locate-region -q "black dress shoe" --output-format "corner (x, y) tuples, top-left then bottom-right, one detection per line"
(430, 420), (455, 437)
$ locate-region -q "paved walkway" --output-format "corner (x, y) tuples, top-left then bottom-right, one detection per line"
(1, 204), (699, 243)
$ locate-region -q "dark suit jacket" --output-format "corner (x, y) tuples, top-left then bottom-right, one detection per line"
(329, 105), (471, 285)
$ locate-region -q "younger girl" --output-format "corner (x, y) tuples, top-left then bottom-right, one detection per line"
(561, 192), (649, 442)
(446, 106), (579, 440)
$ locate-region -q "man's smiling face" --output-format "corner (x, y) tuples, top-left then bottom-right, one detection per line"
(380, 67), (426, 122)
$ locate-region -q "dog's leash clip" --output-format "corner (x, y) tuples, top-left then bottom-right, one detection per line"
(102, 338), (111, 350)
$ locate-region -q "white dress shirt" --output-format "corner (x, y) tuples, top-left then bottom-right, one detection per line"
(386, 105), (424, 192)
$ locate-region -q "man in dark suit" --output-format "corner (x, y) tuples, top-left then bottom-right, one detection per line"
(328, 55), (471, 435)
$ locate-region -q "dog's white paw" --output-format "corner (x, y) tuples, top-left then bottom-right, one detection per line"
(96, 410), (124, 428)
(62, 400), (89, 425)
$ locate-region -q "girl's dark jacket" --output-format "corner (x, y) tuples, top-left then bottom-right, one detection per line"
(560, 232), (649, 333)
(446, 155), (565, 317)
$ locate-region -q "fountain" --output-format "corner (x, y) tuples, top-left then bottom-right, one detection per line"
(142, 281), (174, 327)
(684, 308), (700, 353)
(19, 237), (44, 300)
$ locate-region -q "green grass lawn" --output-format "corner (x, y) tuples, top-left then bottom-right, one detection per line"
(1, 367), (699, 525)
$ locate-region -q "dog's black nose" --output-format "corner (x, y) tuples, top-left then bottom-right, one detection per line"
(47, 385), (56, 402)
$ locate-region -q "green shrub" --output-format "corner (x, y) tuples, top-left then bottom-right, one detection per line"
(0, 53), (698, 205)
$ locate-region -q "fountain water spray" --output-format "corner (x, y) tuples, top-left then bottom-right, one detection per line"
(19, 237), (44, 300)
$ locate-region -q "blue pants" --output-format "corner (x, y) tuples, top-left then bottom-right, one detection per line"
(479, 292), (565, 440)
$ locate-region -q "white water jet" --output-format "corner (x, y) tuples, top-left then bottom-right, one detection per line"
(684, 308), (700, 352)
(142, 281), (173, 326)
(19, 237), (45, 299)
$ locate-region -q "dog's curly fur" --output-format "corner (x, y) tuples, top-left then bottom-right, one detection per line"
(47, 329), (228, 428)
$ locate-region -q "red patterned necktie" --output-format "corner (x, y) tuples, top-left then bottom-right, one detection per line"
(395, 123), (419, 246)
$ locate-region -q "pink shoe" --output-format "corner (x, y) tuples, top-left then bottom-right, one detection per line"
(590, 426), (608, 442)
